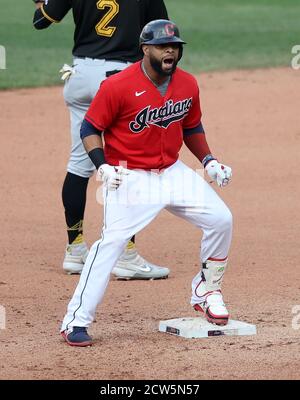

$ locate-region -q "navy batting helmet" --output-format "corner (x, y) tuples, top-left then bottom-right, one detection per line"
(139, 19), (186, 47)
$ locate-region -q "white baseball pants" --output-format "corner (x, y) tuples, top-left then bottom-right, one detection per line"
(61, 160), (232, 331)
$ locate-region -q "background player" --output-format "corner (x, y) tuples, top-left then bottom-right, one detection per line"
(32, 0), (170, 279)
(60, 19), (233, 346)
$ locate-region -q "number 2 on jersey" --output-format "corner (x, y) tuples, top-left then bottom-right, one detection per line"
(96, 0), (119, 37)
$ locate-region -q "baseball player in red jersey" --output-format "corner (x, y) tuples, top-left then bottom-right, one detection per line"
(61, 20), (233, 347)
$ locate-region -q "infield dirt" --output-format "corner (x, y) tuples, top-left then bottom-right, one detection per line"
(0, 67), (299, 380)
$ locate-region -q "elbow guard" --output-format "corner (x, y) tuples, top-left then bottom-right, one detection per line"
(80, 119), (102, 140)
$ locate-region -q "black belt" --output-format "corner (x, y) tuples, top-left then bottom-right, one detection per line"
(106, 70), (122, 77)
(74, 56), (128, 64)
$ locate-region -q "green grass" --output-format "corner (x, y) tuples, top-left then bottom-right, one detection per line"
(0, 0), (74, 89)
(169, 0), (300, 73)
(0, 0), (299, 89)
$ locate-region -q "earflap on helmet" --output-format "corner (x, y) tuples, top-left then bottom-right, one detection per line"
(178, 44), (183, 61)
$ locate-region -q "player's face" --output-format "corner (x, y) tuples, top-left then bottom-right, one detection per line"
(148, 43), (180, 77)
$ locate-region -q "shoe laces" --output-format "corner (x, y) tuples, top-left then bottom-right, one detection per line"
(119, 249), (145, 266)
(66, 243), (88, 256)
(205, 290), (225, 306)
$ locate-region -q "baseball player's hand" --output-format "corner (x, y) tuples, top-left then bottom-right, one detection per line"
(205, 160), (232, 187)
(59, 64), (75, 81)
(98, 164), (130, 191)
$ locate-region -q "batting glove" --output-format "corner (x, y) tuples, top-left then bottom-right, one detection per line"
(59, 64), (75, 81)
(205, 160), (232, 187)
(98, 164), (130, 191)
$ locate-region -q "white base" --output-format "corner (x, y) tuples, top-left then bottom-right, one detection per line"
(159, 317), (256, 338)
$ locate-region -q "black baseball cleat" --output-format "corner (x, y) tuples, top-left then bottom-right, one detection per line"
(61, 327), (92, 347)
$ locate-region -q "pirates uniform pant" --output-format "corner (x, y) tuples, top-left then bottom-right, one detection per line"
(61, 160), (233, 331)
(63, 57), (131, 178)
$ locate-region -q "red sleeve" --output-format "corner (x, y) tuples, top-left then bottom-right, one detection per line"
(85, 79), (119, 132)
(182, 80), (202, 130)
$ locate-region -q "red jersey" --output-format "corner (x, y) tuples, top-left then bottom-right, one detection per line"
(85, 61), (202, 170)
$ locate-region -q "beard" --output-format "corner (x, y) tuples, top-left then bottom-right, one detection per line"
(149, 54), (178, 77)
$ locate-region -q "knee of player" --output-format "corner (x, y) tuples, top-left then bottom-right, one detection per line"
(218, 206), (233, 232)
(207, 205), (232, 233)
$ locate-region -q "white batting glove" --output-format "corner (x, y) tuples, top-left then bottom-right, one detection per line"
(98, 164), (130, 191)
(205, 160), (232, 187)
(59, 64), (75, 81)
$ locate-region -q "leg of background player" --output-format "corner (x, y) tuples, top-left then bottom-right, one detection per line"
(62, 172), (90, 274)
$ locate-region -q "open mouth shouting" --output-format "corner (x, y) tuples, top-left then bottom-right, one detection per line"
(162, 56), (175, 71)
